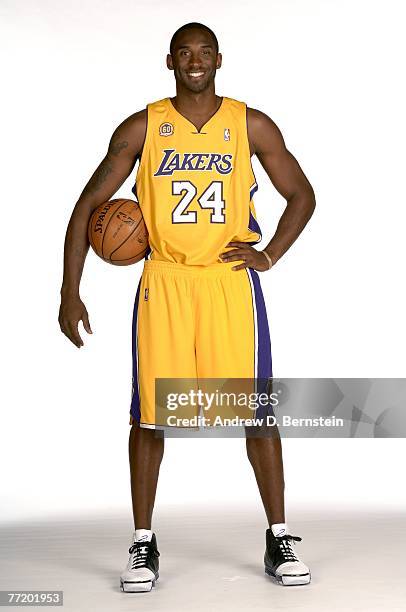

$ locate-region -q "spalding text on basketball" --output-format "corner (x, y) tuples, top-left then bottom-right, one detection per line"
(94, 202), (115, 233)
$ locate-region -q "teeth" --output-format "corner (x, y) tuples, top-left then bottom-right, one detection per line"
(188, 72), (204, 77)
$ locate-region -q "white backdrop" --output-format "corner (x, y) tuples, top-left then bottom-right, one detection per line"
(1, 0), (405, 522)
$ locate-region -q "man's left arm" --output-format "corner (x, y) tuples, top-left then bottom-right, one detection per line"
(220, 108), (316, 271)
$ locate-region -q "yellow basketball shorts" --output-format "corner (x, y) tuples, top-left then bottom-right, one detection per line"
(129, 259), (272, 428)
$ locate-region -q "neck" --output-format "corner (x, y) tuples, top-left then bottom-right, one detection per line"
(172, 84), (219, 115)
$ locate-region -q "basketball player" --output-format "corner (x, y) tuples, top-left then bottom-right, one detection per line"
(59, 22), (316, 590)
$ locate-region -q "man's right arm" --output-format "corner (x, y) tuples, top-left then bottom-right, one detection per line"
(59, 109), (147, 348)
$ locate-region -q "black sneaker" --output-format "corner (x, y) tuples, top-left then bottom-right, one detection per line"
(264, 528), (311, 586)
(120, 533), (160, 592)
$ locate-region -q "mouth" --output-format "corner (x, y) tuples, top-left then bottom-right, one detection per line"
(186, 71), (205, 79)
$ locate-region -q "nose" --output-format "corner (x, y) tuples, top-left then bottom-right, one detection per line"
(187, 51), (203, 69)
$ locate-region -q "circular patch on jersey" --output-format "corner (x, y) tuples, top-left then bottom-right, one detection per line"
(159, 122), (174, 137)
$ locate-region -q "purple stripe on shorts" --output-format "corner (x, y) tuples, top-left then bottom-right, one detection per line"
(247, 268), (273, 419)
(130, 279), (142, 423)
(248, 268), (272, 379)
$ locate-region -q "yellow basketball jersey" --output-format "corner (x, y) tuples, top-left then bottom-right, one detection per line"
(132, 96), (262, 266)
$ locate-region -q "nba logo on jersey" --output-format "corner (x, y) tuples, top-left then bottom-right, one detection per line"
(224, 128), (230, 141)
(144, 288), (149, 301)
(159, 122), (174, 137)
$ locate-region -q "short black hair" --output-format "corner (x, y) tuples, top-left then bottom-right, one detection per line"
(169, 22), (219, 55)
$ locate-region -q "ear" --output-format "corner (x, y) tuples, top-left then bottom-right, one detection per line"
(167, 54), (174, 70)
(216, 52), (222, 69)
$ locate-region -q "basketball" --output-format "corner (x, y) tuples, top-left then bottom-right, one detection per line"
(88, 199), (148, 265)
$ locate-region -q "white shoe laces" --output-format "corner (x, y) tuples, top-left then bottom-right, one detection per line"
(128, 542), (150, 569)
(276, 535), (301, 562)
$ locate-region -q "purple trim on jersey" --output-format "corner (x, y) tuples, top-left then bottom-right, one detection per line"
(130, 279), (142, 423)
(248, 210), (262, 238)
(250, 182), (258, 200)
(248, 182), (261, 241)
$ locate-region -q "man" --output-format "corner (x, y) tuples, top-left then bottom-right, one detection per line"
(59, 22), (316, 591)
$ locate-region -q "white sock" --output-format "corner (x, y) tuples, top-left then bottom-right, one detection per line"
(271, 522), (288, 537)
(134, 529), (153, 542)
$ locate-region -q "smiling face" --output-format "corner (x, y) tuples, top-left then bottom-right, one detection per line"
(167, 28), (222, 93)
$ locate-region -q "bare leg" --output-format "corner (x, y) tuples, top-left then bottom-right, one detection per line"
(245, 426), (285, 526)
(129, 423), (165, 530)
